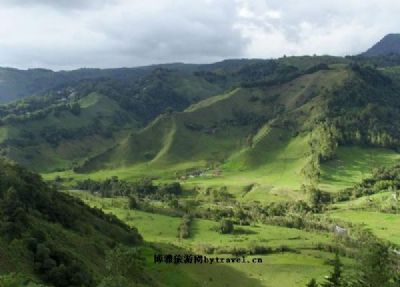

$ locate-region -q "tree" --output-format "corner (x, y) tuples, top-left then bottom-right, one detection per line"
(322, 252), (343, 287)
(306, 278), (319, 287)
(219, 219), (234, 234)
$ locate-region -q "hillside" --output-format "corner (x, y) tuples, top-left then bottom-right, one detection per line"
(0, 57), (349, 173)
(0, 158), (145, 287)
(0, 67), (231, 172)
(75, 62), (400, 193)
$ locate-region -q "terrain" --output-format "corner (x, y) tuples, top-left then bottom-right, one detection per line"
(1, 35), (400, 286)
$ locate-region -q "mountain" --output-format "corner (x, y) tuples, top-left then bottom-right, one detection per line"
(363, 33), (400, 57)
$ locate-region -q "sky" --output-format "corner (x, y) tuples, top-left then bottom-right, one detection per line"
(0, 0), (399, 70)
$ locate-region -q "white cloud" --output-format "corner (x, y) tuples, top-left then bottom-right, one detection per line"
(0, 0), (399, 69)
(236, 0), (400, 58)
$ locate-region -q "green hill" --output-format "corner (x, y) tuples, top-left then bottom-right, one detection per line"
(2, 57), (400, 192)
(0, 67), (233, 172)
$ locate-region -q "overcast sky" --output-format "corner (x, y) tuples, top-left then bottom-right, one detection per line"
(0, 0), (399, 70)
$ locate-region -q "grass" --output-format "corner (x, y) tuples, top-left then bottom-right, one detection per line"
(320, 146), (400, 192)
(45, 144), (400, 205)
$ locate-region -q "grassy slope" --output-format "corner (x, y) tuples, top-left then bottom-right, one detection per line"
(320, 146), (400, 192)
(67, 69), (344, 177)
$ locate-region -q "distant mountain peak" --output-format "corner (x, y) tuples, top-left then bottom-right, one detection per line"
(363, 33), (400, 57)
